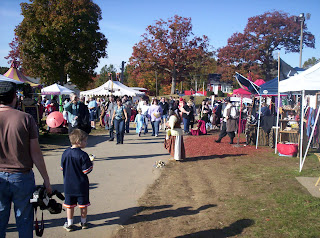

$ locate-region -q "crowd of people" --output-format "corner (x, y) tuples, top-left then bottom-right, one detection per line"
(1, 80), (256, 236)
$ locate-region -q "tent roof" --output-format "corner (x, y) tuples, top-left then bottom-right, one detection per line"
(279, 62), (320, 92)
(259, 77), (279, 95)
(41, 83), (74, 95)
(232, 88), (251, 96)
(0, 74), (24, 84)
(80, 80), (145, 97)
(4, 62), (40, 87)
(254, 79), (266, 86)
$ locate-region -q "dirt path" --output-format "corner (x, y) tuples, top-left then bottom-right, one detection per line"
(114, 133), (273, 237)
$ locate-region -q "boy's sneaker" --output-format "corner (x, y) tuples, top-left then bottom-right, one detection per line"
(80, 222), (88, 229)
(63, 222), (75, 232)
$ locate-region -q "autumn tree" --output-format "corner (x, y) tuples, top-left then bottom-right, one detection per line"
(218, 11), (315, 81)
(15, 0), (108, 89)
(303, 57), (320, 69)
(5, 34), (21, 68)
(129, 15), (212, 94)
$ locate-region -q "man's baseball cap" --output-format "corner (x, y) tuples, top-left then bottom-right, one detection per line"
(0, 82), (16, 96)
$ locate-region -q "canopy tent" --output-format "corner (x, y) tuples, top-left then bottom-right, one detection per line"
(254, 79), (266, 86)
(80, 80), (145, 97)
(41, 83), (74, 95)
(232, 88), (251, 97)
(0, 74), (24, 84)
(259, 77), (278, 95)
(4, 61), (40, 87)
(258, 77), (289, 96)
(278, 62), (320, 172)
(279, 62), (320, 92)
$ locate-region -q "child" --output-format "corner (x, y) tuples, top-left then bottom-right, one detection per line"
(134, 109), (144, 136)
(61, 129), (93, 231)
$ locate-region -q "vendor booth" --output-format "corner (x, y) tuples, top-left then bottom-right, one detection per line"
(279, 62), (320, 171)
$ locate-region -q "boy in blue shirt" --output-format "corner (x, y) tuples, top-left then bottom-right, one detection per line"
(61, 129), (93, 231)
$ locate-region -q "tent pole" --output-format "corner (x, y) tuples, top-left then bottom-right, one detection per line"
(275, 53), (281, 154)
(301, 105), (320, 171)
(256, 96), (262, 149)
(299, 90), (305, 172)
(236, 95), (243, 145)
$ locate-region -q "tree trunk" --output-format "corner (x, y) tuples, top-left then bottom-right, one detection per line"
(171, 67), (177, 95)
(60, 70), (66, 85)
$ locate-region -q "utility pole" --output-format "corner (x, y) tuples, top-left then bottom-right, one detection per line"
(120, 61), (126, 83)
(294, 13), (311, 68)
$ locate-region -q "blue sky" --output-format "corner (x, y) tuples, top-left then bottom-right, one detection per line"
(0, 0), (319, 76)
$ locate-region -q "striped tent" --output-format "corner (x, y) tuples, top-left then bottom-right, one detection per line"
(4, 61), (40, 87)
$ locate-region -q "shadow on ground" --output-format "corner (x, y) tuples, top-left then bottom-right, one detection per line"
(122, 204), (217, 225)
(176, 218), (255, 238)
(6, 205), (173, 232)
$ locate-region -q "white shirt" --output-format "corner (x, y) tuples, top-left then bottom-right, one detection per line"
(223, 103), (237, 122)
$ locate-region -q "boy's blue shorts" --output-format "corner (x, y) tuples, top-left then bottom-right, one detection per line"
(63, 195), (90, 208)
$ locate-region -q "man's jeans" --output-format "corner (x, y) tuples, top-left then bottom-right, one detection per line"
(0, 171), (36, 238)
(151, 120), (160, 136)
(125, 114), (131, 133)
(114, 119), (125, 143)
(143, 116), (148, 134)
(108, 118), (114, 140)
(183, 117), (190, 133)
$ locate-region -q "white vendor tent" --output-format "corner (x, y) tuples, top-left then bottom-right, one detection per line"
(279, 62), (320, 92)
(279, 62), (320, 171)
(41, 83), (74, 95)
(80, 80), (145, 97)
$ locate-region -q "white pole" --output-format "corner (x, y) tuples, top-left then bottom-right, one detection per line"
(256, 96), (262, 149)
(301, 105), (320, 171)
(195, 80), (197, 94)
(275, 53), (281, 154)
(203, 81), (204, 95)
(299, 90), (305, 172)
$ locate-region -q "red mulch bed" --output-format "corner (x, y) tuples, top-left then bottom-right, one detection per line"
(184, 132), (270, 159)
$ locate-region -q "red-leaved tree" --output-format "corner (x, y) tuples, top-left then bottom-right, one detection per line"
(5, 34), (21, 68)
(129, 15), (212, 94)
(218, 11), (315, 81)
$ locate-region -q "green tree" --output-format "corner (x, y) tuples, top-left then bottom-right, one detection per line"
(0, 67), (9, 75)
(15, 0), (108, 89)
(218, 11), (315, 81)
(303, 57), (320, 69)
(96, 64), (117, 87)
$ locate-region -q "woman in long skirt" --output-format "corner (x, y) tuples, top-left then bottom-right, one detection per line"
(164, 110), (186, 161)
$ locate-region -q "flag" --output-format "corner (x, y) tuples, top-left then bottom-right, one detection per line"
(279, 58), (298, 80)
(235, 72), (260, 94)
